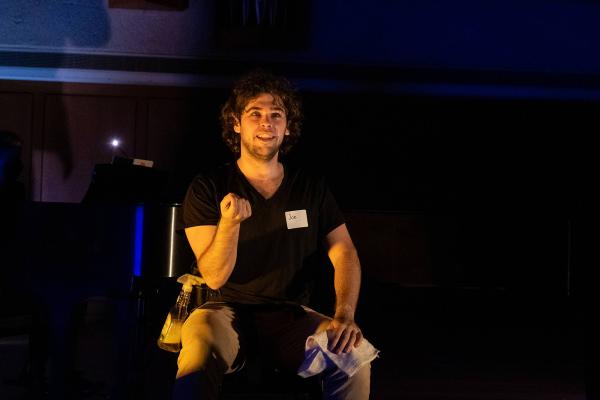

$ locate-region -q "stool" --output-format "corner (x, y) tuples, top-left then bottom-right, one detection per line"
(221, 358), (321, 400)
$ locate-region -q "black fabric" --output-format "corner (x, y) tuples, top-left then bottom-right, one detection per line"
(181, 162), (344, 305)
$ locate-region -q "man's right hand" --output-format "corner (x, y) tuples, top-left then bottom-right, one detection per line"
(220, 193), (252, 224)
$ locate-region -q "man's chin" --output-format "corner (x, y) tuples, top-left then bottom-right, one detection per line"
(251, 148), (279, 161)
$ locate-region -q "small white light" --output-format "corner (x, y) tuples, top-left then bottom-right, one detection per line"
(110, 139), (120, 148)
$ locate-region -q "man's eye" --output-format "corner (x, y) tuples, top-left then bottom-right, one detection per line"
(271, 112), (283, 119)
(249, 111), (261, 117)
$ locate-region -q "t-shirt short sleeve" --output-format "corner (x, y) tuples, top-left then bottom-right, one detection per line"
(181, 174), (221, 228)
(317, 178), (345, 239)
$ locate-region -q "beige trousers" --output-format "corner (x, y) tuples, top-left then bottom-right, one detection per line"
(173, 302), (371, 399)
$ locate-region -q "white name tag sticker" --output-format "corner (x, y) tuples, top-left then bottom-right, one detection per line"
(285, 209), (309, 229)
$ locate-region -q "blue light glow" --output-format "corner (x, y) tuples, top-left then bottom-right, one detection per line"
(133, 205), (144, 277)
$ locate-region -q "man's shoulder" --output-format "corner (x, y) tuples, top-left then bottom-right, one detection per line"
(285, 160), (323, 179)
(285, 162), (328, 189)
(191, 162), (237, 185)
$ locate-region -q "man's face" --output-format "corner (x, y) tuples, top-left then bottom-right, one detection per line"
(234, 93), (289, 161)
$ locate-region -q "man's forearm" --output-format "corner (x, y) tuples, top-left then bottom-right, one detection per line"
(331, 247), (362, 321)
(198, 220), (240, 289)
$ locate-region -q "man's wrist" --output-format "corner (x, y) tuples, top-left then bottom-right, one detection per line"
(218, 219), (241, 229)
(334, 304), (355, 321)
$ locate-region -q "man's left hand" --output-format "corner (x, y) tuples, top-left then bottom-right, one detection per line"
(326, 316), (363, 354)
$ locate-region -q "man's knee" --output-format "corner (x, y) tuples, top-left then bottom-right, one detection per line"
(177, 307), (240, 377)
(351, 363), (371, 388)
(177, 336), (215, 378)
(322, 363), (371, 400)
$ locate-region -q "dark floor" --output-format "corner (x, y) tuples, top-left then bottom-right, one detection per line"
(0, 284), (586, 400)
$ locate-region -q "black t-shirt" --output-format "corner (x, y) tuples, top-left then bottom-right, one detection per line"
(181, 162), (344, 305)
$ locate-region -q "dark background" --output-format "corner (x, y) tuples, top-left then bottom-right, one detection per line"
(0, 0), (592, 399)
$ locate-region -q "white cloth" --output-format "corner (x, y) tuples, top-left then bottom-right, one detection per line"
(297, 331), (379, 378)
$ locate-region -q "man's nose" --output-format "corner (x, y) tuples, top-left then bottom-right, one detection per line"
(260, 114), (272, 126)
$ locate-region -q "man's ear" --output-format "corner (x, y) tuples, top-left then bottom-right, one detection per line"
(233, 117), (241, 133)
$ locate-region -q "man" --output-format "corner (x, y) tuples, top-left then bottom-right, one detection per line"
(174, 70), (371, 399)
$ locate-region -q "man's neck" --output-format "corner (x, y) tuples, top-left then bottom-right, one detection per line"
(236, 154), (282, 181)
(236, 154), (284, 199)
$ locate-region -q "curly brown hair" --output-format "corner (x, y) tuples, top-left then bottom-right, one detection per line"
(220, 69), (302, 155)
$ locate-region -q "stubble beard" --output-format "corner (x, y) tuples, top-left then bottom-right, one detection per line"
(241, 138), (280, 162)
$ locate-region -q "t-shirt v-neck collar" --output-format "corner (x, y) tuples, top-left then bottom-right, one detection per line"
(235, 162), (287, 203)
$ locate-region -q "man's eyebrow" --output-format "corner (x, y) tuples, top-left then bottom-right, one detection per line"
(244, 106), (286, 113)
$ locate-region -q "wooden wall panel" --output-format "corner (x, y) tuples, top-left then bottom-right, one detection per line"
(0, 92), (33, 195)
(41, 95), (137, 202)
(146, 98), (191, 173)
(145, 94), (230, 202)
(1, 79), (200, 203)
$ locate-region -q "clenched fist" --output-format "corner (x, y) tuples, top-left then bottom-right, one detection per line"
(220, 193), (252, 224)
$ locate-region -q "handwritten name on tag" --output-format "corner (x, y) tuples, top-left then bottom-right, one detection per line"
(285, 209), (308, 229)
